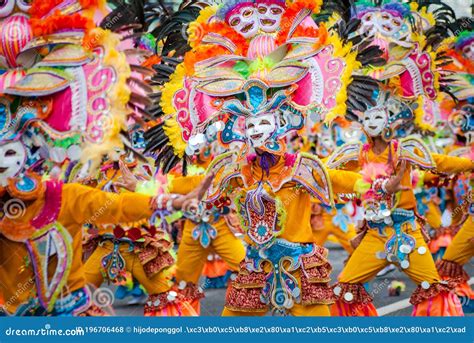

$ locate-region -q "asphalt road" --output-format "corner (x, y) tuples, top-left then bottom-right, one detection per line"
(112, 243), (474, 316)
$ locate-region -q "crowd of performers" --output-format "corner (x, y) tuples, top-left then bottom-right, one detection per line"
(0, 0), (473, 317)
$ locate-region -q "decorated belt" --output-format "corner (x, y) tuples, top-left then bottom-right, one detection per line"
(368, 209), (417, 270)
(244, 239), (315, 311)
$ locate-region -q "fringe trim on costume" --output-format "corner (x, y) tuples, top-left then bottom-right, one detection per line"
(177, 282), (205, 302)
(436, 260), (470, 284)
(300, 274), (334, 305)
(225, 287), (268, 313)
(410, 281), (456, 305)
(332, 282), (373, 304)
(144, 292), (198, 316)
(411, 287), (464, 316)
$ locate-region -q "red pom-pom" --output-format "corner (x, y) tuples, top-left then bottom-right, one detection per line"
(113, 226), (125, 239)
(127, 227), (142, 241)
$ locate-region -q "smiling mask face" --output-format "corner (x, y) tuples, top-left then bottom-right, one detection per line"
(228, 3), (259, 39)
(256, 2), (284, 34)
(0, 141), (26, 186)
(245, 113), (277, 148)
(362, 107), (388, 137)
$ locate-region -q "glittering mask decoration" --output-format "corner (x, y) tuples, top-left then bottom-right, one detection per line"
(227, 2), (259, 39)
(358, 9), (410, 42)
(245, 113), (277, 148)
(354, 1), (413, 60)
(256, 0), (284, 34)
(223, 0), (285, 39)
(0, 140), (26, 186)
(218, 81), (304, 154)
(0, 96), (50, 188)
(144, 0), (382, 173)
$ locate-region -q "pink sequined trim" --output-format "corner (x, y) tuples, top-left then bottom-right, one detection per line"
(31, 180), (63, 229)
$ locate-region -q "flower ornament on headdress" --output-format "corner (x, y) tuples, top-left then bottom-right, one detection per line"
(144, 0), (384, 173)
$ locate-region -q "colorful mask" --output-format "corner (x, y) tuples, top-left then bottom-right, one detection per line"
(227, 2), (260, 39)
(222, 0), (285, 39)
(362, 107), (389, 137)
(256, 0), (284, 34)
(145, 0), (381, 172)
(245, 113), (277, 148)
(0, 141), (26, 186)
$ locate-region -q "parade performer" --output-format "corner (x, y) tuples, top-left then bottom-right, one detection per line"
(168, 148), (246, 315)
(143, 0), (409, 316)
(81, 151), (188, 316)
(326, 0), (474, 317)
(0, 0), (212, 316)
(436, 27), (474, 311)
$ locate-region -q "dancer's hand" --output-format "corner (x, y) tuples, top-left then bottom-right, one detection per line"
(114, 160), (138, 192)
(185, 172), (215, 201)
(170, 172), (215, 210)
(385, 160), (410, 194)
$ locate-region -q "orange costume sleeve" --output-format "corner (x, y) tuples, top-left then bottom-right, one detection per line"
(0, 183), (155, 314)
(432, 154), (474, 174)
(168, 175), (204, 195)
(58, 183), (154, 227)
(327, 169), (362, 194)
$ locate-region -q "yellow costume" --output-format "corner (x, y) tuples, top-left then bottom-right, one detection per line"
(170, 174), (246, 313)
(328, 138), (473, 316)
(81, 158), (179, 316)
(311, 203), (357, 254)
(205, 152), (361, 316)
(437, 216), (474, 303)
(0, 182), (153, 315)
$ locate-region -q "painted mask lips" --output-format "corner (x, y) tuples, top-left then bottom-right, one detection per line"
(260, 19), (276, 26)
(0, 167), (8, 173)
(250, 133), (264, 140)
(242, 23), (254, 33)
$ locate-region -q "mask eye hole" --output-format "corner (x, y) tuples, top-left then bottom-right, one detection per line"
(230, 17), (240, 26)
(375, 115), (383, 120)
(258, 6), (267, 14)
(260, 119), (271, 125)
(5, 149), (16, 156)
(270, 7), (282, 15)
(381, 13), (390, 20)
(243, 9), (253, 17)
(247, 123), (255, 129)
(392, 19), (401, 27)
